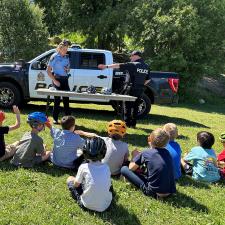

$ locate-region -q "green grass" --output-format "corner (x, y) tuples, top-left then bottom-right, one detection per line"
(0, 101), (225, 225)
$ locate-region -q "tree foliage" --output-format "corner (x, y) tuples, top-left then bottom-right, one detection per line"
(33, 0), (63, 35)
(60, 0), (135, 50)
(57, 0), (225, 92)
(128, 0), (225, 94)
(0, 0), (48, 61)
(1, 0), (225, 95)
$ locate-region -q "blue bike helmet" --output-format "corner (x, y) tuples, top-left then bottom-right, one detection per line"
(27, 112), (48, 128)
(82, 137), (107, 161)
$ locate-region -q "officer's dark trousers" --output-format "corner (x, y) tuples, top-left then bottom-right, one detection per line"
(125, 96), (141, 127)
(53, 76), (71, 121)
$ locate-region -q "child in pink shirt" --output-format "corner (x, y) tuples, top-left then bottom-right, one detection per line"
(218, 132), (225, 178)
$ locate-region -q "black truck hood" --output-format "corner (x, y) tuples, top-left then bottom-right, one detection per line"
(0, 62), (26, 75)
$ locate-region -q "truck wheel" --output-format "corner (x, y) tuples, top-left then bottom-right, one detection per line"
(111, 93), (151, 118)
(0, 82), (22, 108)
(136, 93), (151, 119)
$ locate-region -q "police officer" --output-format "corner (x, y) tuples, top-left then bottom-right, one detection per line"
(47, 40), (71, 124)
(98, 50), (150, 128)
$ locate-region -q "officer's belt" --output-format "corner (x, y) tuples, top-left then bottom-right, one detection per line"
(54, 75), (68, 79)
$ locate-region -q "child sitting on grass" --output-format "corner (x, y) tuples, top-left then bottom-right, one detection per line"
(0, 106), (20, 161)
(102, 120), (129, 176)
(47, 115), (95, 170)
(181, 131), (220, 182)
(77, 120), (129, 176)
(163, 123), (182, 180)
(66, 137), (112, 212)
(121, 128), (176, 199)
(217, 132), (225, 178)
(11, 112), (51, 168)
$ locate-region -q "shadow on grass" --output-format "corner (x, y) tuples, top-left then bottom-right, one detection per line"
(76, 124), (187, 148)
(20, 103), (209, 129)
(131, 127), (190, 141)
(177, 134), (189, 140)
(215, 178), (225, 187)
(0, 161), (75, 177)
(165, 191), (209, 213)
(76, 124), (150, 148)
(0, 161), (18, 172)
(177, 176), (211, 189)
(88, 199), (141, 225)
(135, 127), (153, 134)
(140, 114), (209, 128)
(30, 163), (76, 177)
(20, 103), (117, 122)
(75, 125), (106, 136)
(125, 132), (150, 148)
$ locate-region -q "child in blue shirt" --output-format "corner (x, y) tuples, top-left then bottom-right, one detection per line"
(47, 115), (94, 170)
(181, 131), (220, 183)
(121, 128), (176, 199)
(163, 123), (182, 180)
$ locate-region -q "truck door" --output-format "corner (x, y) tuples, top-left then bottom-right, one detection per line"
(71, 52), (112, 94)
(28, 50), (74, 99)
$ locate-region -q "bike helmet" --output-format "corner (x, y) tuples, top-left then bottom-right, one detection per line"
(27, 112), (48, 128)
(219, 132), (225, 143)
(86, 85), (97, 94)
(107, 120), (127, 137)
(0, 111), (5, 122)
(82, 137), (107, 161)
(101, 87), (112, 95)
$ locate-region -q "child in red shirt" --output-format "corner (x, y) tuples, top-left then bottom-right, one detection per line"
(218, 132), (225, 178)
(0, 106), (20, 161)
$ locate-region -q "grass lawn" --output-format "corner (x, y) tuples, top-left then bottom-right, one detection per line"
(0, 101), (225, 225)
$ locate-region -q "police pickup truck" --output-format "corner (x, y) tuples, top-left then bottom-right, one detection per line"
(0, 46), (179, 118)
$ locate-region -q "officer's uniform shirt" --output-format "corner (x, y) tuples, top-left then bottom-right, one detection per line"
(48, 52), (70, 76)
(120, 59), (150, 97)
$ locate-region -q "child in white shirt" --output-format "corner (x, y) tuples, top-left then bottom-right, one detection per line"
(66, 137), (112, 212)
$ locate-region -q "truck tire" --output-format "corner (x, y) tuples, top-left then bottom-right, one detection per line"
(136, 93), (151, 119)
(111, 93), (151, 119)
(0, 82), (22, 108)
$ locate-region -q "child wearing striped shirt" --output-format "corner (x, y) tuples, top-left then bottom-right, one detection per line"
(47, 115), (93, 170)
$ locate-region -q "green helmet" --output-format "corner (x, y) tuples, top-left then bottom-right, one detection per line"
(219, 132), (225, 143)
